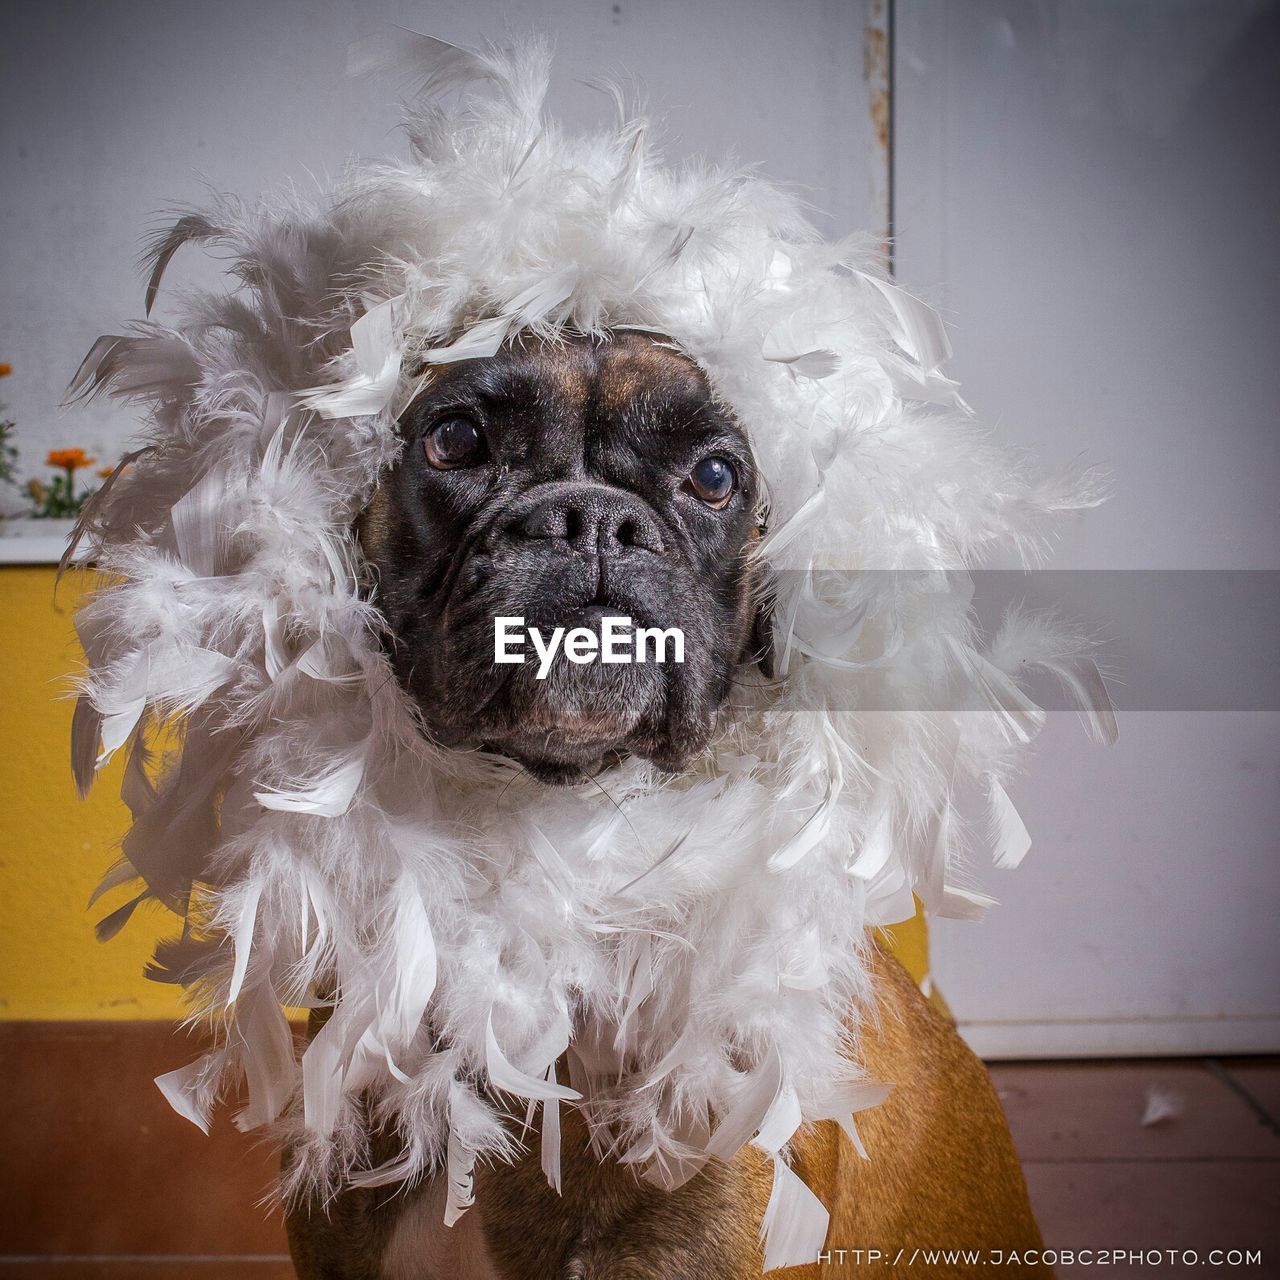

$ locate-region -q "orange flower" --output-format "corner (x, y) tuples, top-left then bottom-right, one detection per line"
(47, 448), (96, 470)
(0, 362), (12, 377)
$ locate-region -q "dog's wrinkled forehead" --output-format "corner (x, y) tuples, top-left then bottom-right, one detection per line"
(586, 330), (711, 412)
(407, 329), (724, 455)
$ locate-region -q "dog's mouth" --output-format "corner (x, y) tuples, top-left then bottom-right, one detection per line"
(401, 536), (692, 779)
(488, 723), (634, 783)
(380, 529), (745, 781)
(473, 607), (674, 780)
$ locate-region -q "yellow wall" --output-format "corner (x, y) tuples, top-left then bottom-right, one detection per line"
(0, 565), (181, 1017)
(0, 563), (929, 1020)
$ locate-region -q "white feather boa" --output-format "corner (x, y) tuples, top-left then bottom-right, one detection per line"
(65, 33), (1114, 1271)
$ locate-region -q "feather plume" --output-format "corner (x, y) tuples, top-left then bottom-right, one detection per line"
(988, 777), (1033, 870)
(143, 213), (222, 316)
(63, 28), (1114, 1267)
(758, 1156), (831, 1273)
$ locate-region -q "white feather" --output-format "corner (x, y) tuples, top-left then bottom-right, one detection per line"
(298, 295), (404, 418)
(1044, 655), (1119, 746)
(96, 648), (150, 763)
(706, 1049), (784, 1161)
(170, 466), (238, 577)
(540, 1071), (563, 1193)
(857, 271), (953, 371)
(384, 877), (438, 1048)
(939, 884), (999, 921)
(225, 879), (262, 1005)
(758, 1155), (830, 1273)
(155, 1051), (226, 1136)
(443, 1120), (477, 1228)
(988, 777), (1033, 870)
(761, 315), (839, 380)
(485, 1013), (580, 1103)
(255, 744), (367, 817)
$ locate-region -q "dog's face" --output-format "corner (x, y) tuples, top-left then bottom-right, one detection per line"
(359, 330), (767, 782)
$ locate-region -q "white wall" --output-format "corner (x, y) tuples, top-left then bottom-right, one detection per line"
(0, 0), (878, 486)
(897, 1), (1280, 1055)
(6, 0), (1275, 1057)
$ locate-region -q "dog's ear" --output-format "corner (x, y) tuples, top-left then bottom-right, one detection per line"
(749, 596), (775, 679)
(355, 481), (393, 562)
(743, 516), (775, 679)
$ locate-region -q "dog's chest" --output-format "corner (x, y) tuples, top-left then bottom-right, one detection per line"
(381, 1179), (504, 1280)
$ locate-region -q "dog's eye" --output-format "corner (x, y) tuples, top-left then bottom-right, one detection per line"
(424, 415), (487, 469)
(688, 455), (736, 508)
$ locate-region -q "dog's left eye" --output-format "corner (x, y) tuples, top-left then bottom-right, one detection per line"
(424, 415), (487, 469)
(688, 455), (737, 508)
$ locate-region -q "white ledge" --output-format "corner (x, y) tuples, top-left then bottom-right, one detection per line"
(0, 520), (75, 565)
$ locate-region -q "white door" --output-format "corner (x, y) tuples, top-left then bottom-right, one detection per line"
(895, 0), (1280, 1056)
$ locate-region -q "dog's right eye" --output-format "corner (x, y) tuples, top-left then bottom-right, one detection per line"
(424, 415), (487, 470)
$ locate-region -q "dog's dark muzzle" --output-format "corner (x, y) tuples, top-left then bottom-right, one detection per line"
(479, 481), (673, 629)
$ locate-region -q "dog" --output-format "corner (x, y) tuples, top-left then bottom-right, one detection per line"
(284, 330), (1048, 1278)
(356, 330), (768, 784)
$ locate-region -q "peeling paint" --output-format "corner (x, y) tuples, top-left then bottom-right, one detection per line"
(864, 0), (893, 267)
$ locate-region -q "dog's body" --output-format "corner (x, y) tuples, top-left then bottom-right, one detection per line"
(286, 332), (1048, 1277)
(287, 944), (1045, 1278)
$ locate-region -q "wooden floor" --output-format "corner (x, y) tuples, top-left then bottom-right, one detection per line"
(0, 1024), (1276, 1276)
(0, 1024), (293, 1279)
(990, 1058), (1280, 1275)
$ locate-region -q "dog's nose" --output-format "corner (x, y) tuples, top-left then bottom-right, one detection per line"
(517, 485), (664, 555)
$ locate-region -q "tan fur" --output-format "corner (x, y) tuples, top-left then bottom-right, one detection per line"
(286, 944), (1045, 1278)
(594, 334), (706, 417)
